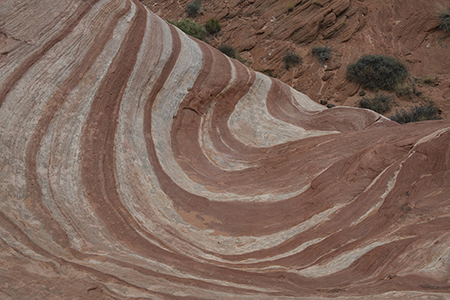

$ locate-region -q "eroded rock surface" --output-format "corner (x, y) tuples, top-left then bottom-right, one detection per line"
(144, 0), (450, 117)
(1, 1), (450, 299)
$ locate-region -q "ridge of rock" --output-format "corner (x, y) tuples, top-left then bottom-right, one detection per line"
(0, 1), (450, 299)
(144, 0), (450, 117)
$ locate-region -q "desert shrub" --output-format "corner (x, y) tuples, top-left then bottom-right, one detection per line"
(358, 94), (393, 113)
(259, 69), (274, 77)
(395, 77), (421, 98)
(395, 85), (414, 98)
(285, 0), (298, 12)
(236, 54), (248, 64)
(283, 51), (302, 70)
(312, 46), (332, 63)
(168, 19), (207, 41)
(186, 0), (202, 18)
(286, 1), (295, 12)
(421, 75), (438, 85)
(438, 5), (450, 33)
(205, 18), (221, 34)
(346, 55), (408, 91)
(218, 44), (237, 59)
(390, 103), (442, 124)
(218, 45), (248, 63)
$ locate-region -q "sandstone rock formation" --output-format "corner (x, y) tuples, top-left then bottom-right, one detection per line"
(1, 0), (450, 299)
(144, 0), (450, 118)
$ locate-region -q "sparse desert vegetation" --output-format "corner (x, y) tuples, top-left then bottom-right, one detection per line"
(438, 5), (450, 33)
(420, 75), (438, 85)
(390, 103), (442, 124)
(259, 69), (274, 77)
(312, 46), (332, 63)
(286, 1), (297, 12)
(205, 18), (221, 34)
(283, 51), (302, 70)
(394, 77), (421, 99)
(186, 0), (202, 18)
(168, 19), (207, 41)
(146, 0), (450, 121)
(358, 94), (393, 114)
(346, 55), (408, 92)
(218, 44), (237, 59)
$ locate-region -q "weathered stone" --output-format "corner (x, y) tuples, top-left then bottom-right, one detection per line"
(0, 1), (449, 299)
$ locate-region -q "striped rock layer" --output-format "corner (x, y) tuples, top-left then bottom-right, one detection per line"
(1, 1), (450, 299)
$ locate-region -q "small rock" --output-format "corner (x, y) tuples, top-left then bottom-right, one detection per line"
(320, 98), (328, 105)
(327, 104), (336, 108)
(321, 72), (334, 81)
(359, 90), (366, 96)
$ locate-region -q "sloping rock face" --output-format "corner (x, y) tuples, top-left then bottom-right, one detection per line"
(144, 0), (450, 117)
(1, 1), (450, 299)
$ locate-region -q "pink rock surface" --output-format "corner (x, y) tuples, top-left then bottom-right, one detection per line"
(0, 1), (449, 299)
(143, 0), (450, 118)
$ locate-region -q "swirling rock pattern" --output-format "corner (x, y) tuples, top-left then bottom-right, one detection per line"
(1, 1), (450, 299)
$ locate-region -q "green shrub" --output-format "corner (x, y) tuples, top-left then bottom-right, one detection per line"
(395, 77), (421, 98)
(218, 44), (237, 58)
(312, 46), (332, 63)
(283, 51), (302, 70)
(217, 45), (248, 64)
(358, 94), (393, 113)
(186, 0), (202, 17)
(168, 19), (207, 41)
(395, 85), (414, 98)
(205, 18), (221, 34)
(346, 55), (408, 91)
(438, 5), (450, 33)
(390, 103), (442, 124)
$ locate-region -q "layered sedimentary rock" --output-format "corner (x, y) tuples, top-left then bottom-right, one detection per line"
(145, 0), (450, 115)
(1, 0), (450, 299)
